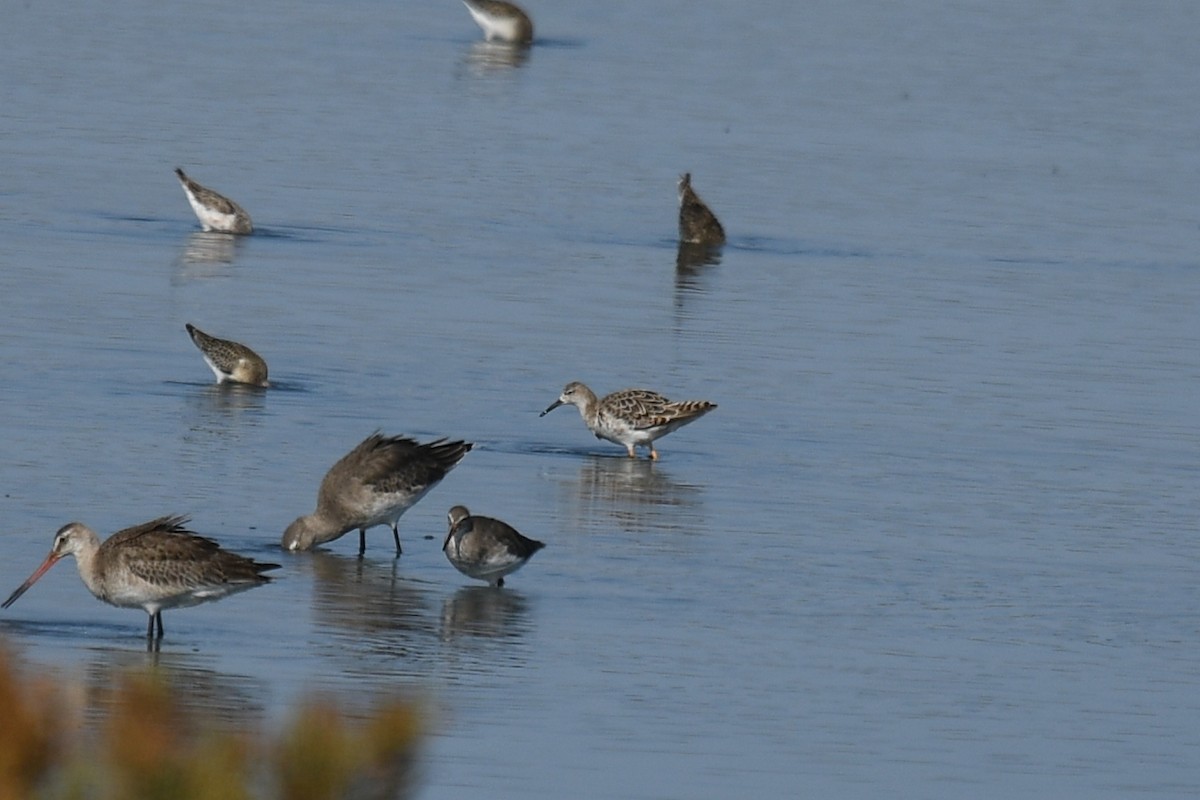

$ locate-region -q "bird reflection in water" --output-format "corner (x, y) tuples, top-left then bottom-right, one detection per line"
(439, 585), (531, 642)
(176, 230), (242, 271)
(182, 384), (267, 452)
(675, 241), (722, 289)
(305, 552), (437, 650)
(565, 455), (704, 533)
(463, 40), (531, 74)
(80, 646), (268, 733)
(192, 382), (268, 414)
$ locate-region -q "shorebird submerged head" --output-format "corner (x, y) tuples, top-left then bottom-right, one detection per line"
(282, 515), (333, 552)
(677, 172), (725, 246)
(185, 323), (270, 388)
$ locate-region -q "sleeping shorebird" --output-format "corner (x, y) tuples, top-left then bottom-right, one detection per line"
(185, 323), (269, 388)
(678, 173), (726, 246)
(540, 381), (717, 460)
(2, 515), (278, 639)
(282, 432), (473, 555)
(174, 167), (253, 234)
(463, 0), (534, 44)
(443, 506), (544, 587)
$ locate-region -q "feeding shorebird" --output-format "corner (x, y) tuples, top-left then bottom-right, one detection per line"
(677, 173), (725, 246)
(185, 323), (269, 388)
(174, 167), (253, 234)
(443, 506), (544, 587)
(463, 0), (534, 44)
(282, 432), (473, 555)
(540, 381), (717, 460)
(1, 516), (278, 639)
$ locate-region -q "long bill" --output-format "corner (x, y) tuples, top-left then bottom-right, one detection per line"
(2, 552), (63, 609)
(539, 399), (564, 417)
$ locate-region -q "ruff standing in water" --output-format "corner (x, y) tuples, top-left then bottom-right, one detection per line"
(1, 516), (278, 639)
(174, 167), (253, 234)
(282, 432), (473, 555)
(443, 506), (544, 587)
(540, 381), (717, 460)
(677, 172), (726, 246)
(185, 323), (269, 388)
(462, 0), (534, 44)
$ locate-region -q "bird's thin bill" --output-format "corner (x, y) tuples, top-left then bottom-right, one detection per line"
(1, 553), (61, 609)
(539, 400), (563, 417)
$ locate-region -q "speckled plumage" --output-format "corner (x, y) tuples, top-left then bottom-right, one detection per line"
(1, 515), (278, 638)
(540, 381), (717, 459)
(174, 167), (253, 234)
(185, 323), (269, 387)
(443, 506), (544, 587)
(282, 432), (473, 555)
(463, 0), (534, 44)
(677, 172), (725, 246)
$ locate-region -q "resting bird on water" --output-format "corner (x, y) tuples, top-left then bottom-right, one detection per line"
(1, 515), (278, 639)
(282, 432), (473, 555)
(540, 381), (717, 460)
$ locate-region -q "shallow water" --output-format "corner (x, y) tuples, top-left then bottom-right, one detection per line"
(2, 1), (1200, 797)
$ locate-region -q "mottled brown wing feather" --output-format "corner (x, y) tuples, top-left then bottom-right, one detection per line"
(319, 433), (471, 505)
(369, 438), (473, 494)
(103, 515), (195, 549)
(184, 178), (240, 216)
(187, 325), (261, 375)
(103, 517), (221, 586)
(607, 390), (716, 430)
(607, 389), (672, 422)
(644, 400), (718, 428)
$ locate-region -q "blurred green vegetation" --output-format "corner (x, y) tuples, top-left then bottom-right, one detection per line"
(0, 647), (421, 800)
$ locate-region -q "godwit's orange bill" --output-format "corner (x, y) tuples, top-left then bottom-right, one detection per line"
(2, 551), (63, 609)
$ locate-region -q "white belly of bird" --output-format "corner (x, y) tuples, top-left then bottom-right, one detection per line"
(467, 7), (522, 41)
(102, 580), (233, 613)
(595, 415), (655, 447)
(358, 487), (429, 529)
(446, 539), (523, 581)
(186, 195), (238, 232)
